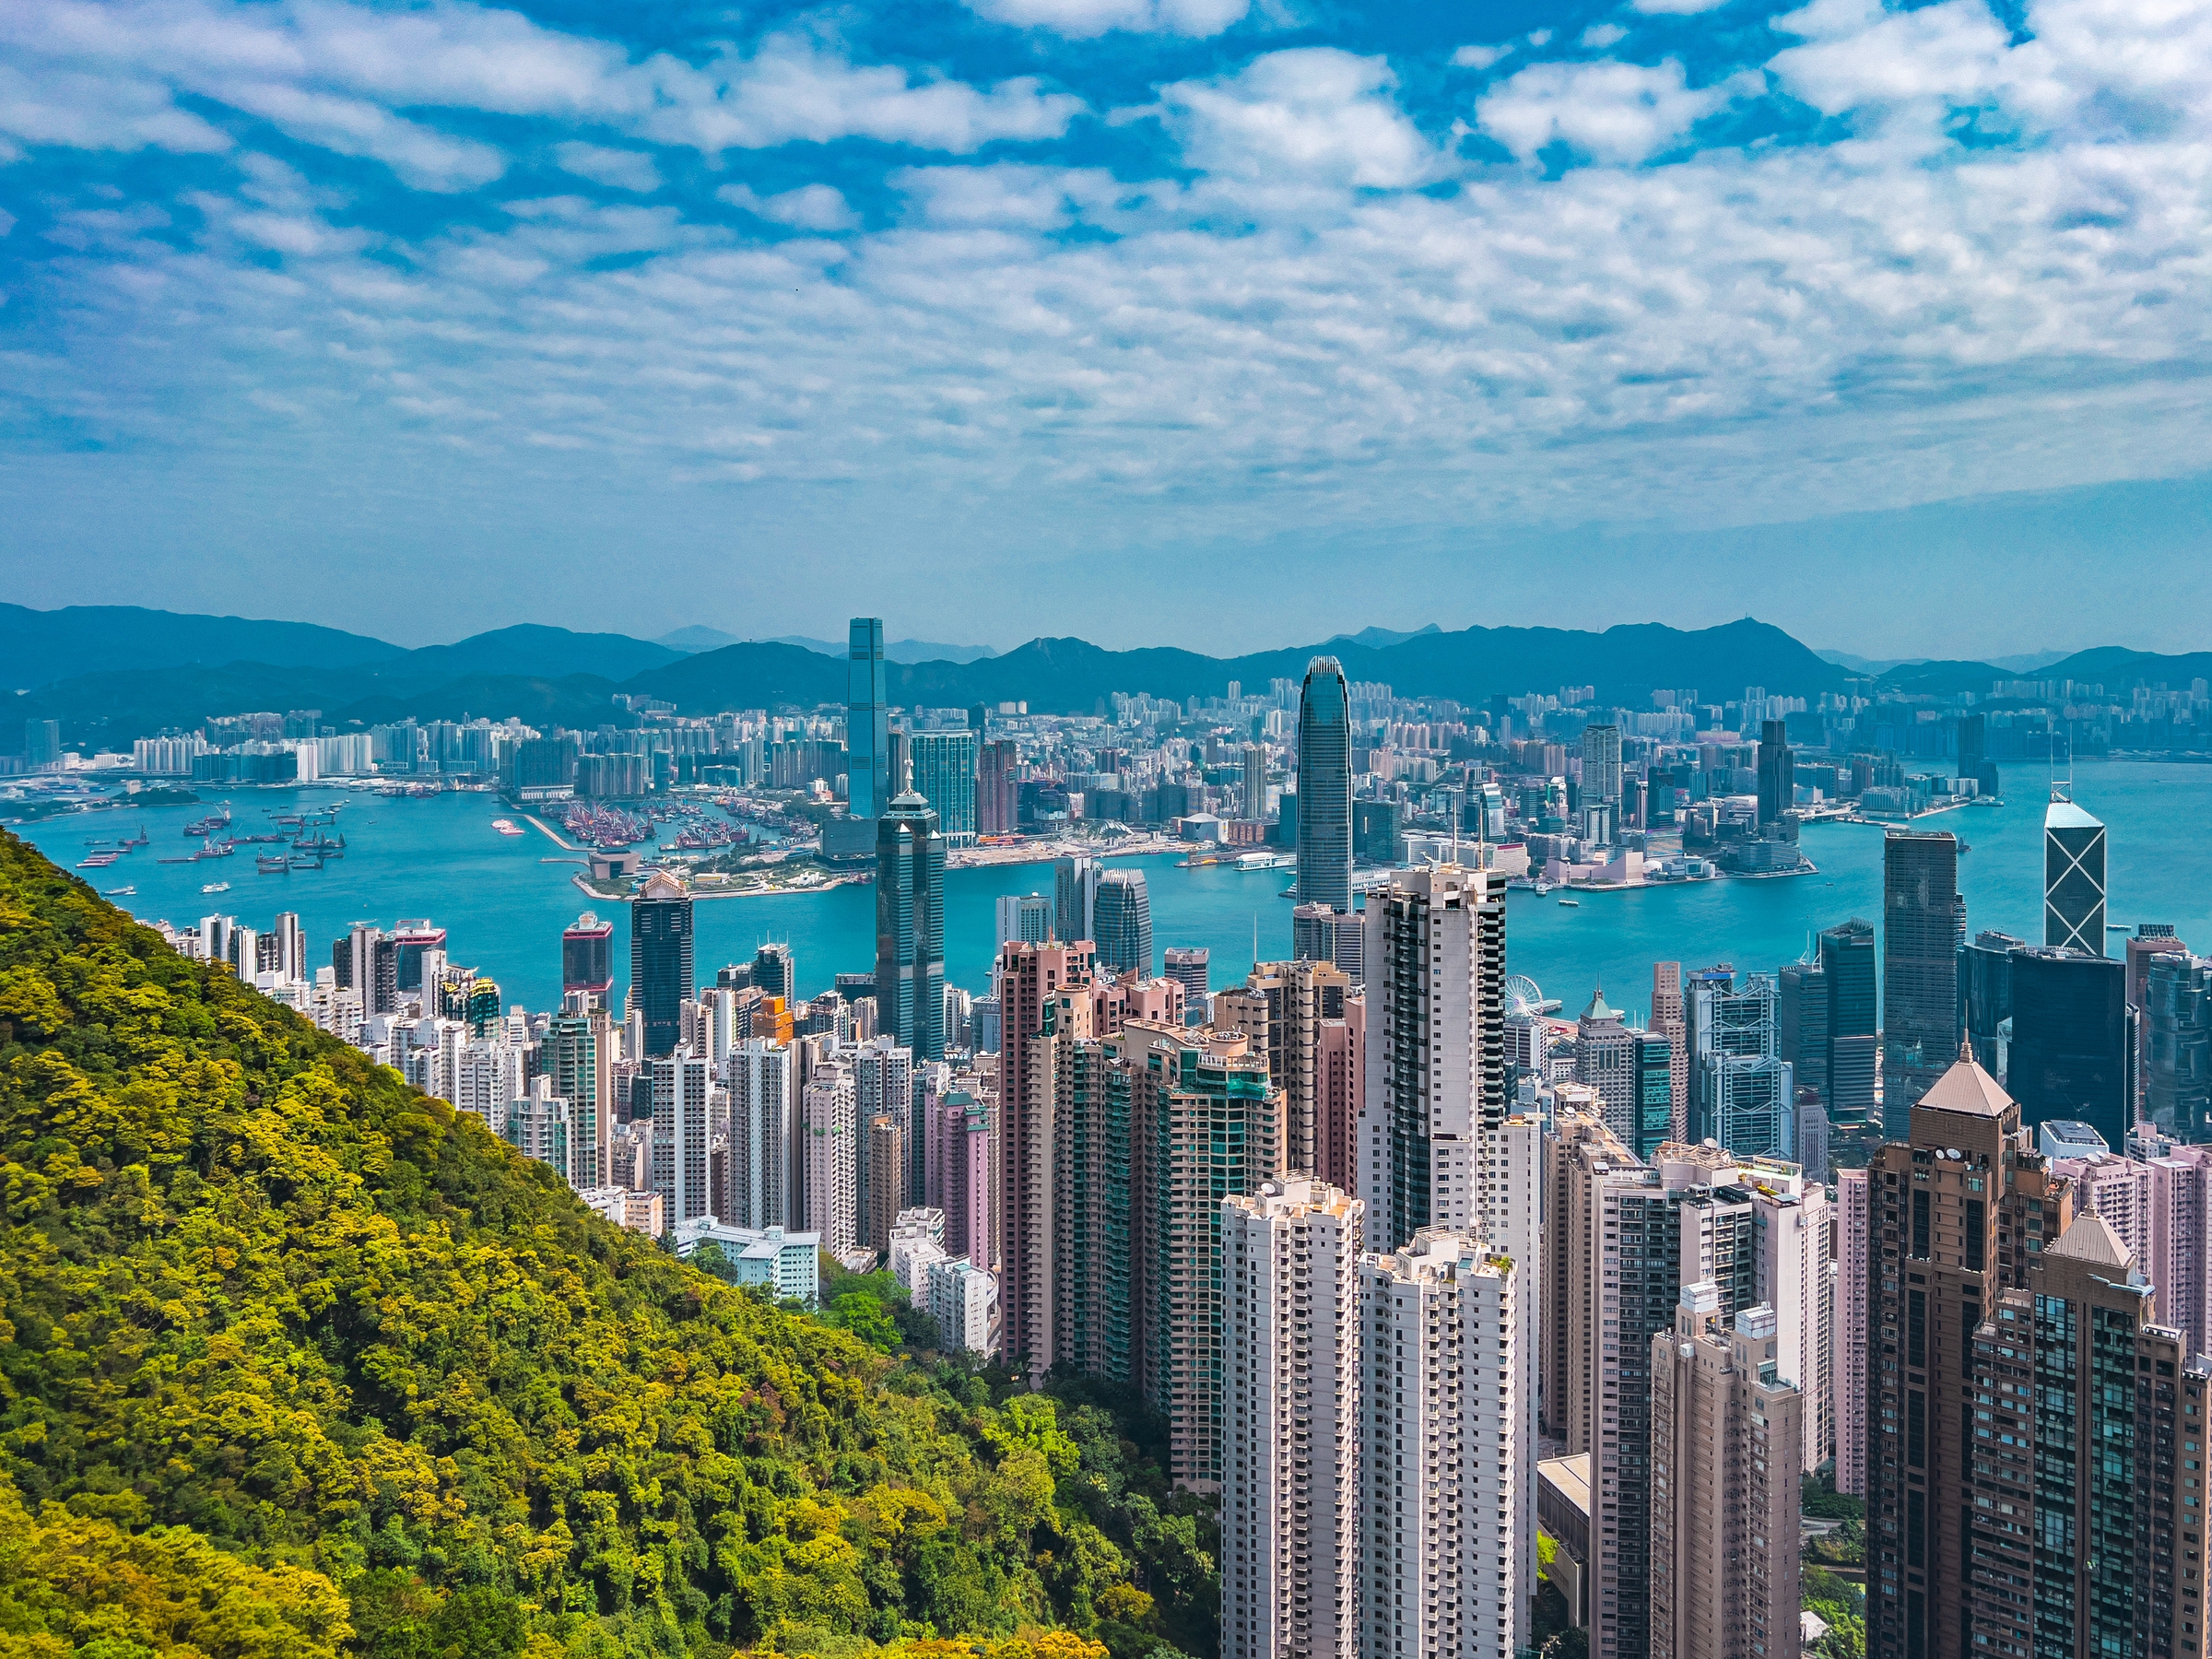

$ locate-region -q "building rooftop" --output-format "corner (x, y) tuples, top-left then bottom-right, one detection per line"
(2046, 1211), (2132, 1268)
(1916, 1051), (2013, 1117)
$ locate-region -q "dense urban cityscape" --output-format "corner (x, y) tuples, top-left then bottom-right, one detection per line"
(14, 609), (2212, 1659)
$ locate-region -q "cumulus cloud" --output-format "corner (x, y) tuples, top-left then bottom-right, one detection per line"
(555, 142), (660, 192)
(720, 182), (860, 230)
(1478, 58), (1750, 164)
(0, 0), (1082, 186)
(964, 0), (1249, 39)
(1450, 43), (1510, 69)
(1161, 49), (1433, 187)
(7, 0), (2212, 591)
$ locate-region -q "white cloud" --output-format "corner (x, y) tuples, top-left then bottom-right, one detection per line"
(720, 182), (860, 230)
(1582, 24), (1629, 48)
(0, 63), (230, 155)
(964, 0), (1249, 39)
(1768, 0), (2013, 116)
(1450, 44), (1510, 69)
(555, 142), (660, 192)
(645, 37), (1082, 154)
(893, 164), (1132, 228)
(1631, 0), (1732, 17)
(1161, 49), (1432, 188)
(0, 1), (1081, 185)
(1478, 58), (1749, 164)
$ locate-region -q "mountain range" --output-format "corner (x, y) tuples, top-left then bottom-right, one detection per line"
(6, 604), (2206, 751)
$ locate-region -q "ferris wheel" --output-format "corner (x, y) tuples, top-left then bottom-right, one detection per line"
(1504, 974), (1546, 1021)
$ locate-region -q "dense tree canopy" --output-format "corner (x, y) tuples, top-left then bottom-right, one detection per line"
(0, 832), (1205, 1659)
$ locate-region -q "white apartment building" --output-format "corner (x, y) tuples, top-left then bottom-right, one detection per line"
(1359, 1228), (1523, 1659)
(727, 1039), (796, 1230)
(803, 1057), (858, 1259)
(1220, 1179), (1363, 1659)
(650, 1050), (712, 1225)
(924, 1255), (994, 1354)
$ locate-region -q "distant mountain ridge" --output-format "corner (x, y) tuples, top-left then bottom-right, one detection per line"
(6, 602), (2206, 750)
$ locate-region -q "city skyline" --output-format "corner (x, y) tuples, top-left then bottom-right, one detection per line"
(6, 0), (2212, 655)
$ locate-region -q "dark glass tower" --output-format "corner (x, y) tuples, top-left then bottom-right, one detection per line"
(875, 791), (946, 1059)
(2006, 945), (2127, 1146)
(1818, 918), (1878, 1126)
(629, 871), (693, 1057)
(2043, 793), (2107, 955)
(2146, 950), (2212, 1140)
(1295, 655), (1351, 914)
(1091, 868), (1154, 977)
(561, 910), (614, 1001)
(847, 617), (889, 820)
(1756, 717), (1793, 826)
(1882, 830), (1963, 1131)
(1957, 927), (2025, 1072)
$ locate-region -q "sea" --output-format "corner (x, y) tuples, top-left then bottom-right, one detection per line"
(18, 759), (2212, 1023)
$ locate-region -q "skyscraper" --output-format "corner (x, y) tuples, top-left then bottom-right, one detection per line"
(1818, 918), (1878, 1121)
(1882, 830), (1963, 1128)
(803, 1056), (857, 1259)
(1136, 1019), (1280, 1488)
(751, 941), (795, 1004)
(1162, 946), (1210, 1014)
(1054, 854), (1099, 945)
(648, 1051), (712, 1225)
(1239, 742), (1266, 821)
(976, 737), (1019, 835)
(1834, 1167), (1871, 1497)
(911, 729), (979, 842)
(2044, 791), (2108, 954)
(1648, 1291), (1803, 1659)
(997, 939), (1098, 1371)
(1959, 1216), (2208, 1659)
(1295, 656), (1352, 914)
(1053, 1029), (1138, 1383)
(1091, 868), (1153, 977)
(1583, 722), (1623, 804)
(1652, 961), (1688, 1141)
(854, 1038), (914, 1234)
(847, 617), (889, 820)
(2146, 948), (2211, 1139)
(1755, 716), (1793, 827)
(1862, 1046), (2067, 1659)
(546, 1005), (611, 1190)
(1359, 863), (1508, 1253)
(1688, 968), (1790, 1158)
(1780, 954), (1830, 1124)
(995, 891), (1054, 947)
(874, 792), (946, 1060)
(629, 870), (693, 1058)
(1218, 959), (1347, 1179)
(727, 1039), (796, 1230)
(1220, 1178), (1361, 1659)
(562, 910), (613, 1003)
(2006, 945), (2128, 1145)
(1359, 1227), (1525, 1659)
(1574, 985), (1636, 1142)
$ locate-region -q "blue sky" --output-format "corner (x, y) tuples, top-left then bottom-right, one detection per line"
(3, 0), (2209, 656)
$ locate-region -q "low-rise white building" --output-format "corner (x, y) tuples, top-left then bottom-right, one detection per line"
(924, 1255), (994, 1355)
(670, 1218), (821, 1306)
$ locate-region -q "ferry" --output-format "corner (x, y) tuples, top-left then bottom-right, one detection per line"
(1557, 896), (1581, 907)
(201, 881), (230, 895)
(103, 886), (135, 897)
(492, 818), (525, 837)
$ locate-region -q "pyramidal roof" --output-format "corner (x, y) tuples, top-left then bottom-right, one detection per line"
(2045, 795), (2103, 830)
(640, 868), (689, 900)
(1916, 1049), (2013, 1116)
(2046, 1210), (2133, 1269)
(1581, 985), (1619, 1022)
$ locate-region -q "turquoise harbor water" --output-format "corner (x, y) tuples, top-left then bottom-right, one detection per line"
(18, 759), (2212, 1019)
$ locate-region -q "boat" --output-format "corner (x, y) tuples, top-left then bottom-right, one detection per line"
(1557, 897), (1581, 907)
(103, 885), (135, 897)
(492, 818), (524, 837)
(257, 855), (290, 874)
(201, 881), (230, 894)
(76, 852), (122, 869)
(182, 807), (231, 836)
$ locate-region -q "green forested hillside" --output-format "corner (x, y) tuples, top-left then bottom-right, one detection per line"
(0, 833), (1205, 1659)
